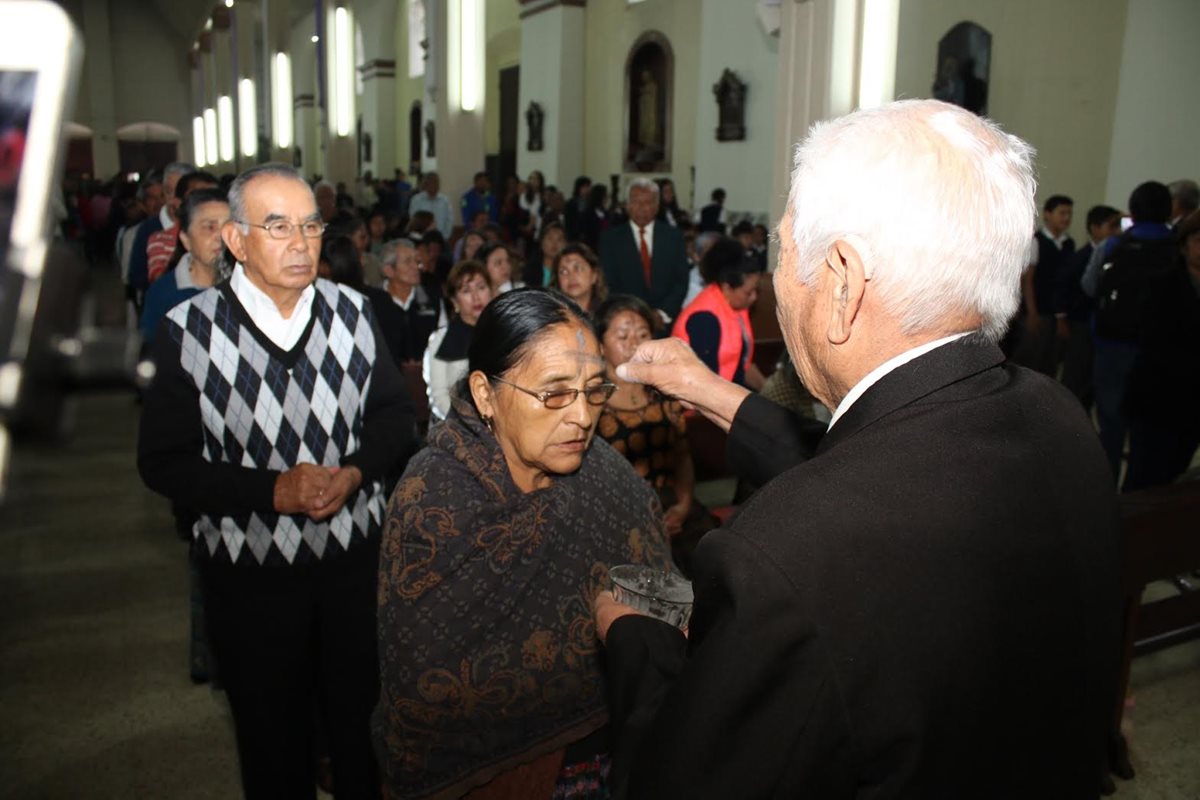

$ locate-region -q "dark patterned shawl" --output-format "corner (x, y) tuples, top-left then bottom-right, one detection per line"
(373, 398), (670, 799)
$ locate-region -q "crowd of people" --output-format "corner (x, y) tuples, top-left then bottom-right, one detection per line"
(59, 96), (1193, 799)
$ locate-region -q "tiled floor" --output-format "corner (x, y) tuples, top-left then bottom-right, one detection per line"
(0, 390), (1196, 798)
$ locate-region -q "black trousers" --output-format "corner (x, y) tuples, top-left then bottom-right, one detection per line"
(200, 537), (382, 800)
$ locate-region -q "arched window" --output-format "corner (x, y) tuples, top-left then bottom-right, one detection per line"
(624, 31), (674, 173)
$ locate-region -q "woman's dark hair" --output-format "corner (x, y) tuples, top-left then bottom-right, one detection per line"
(468, 288), (595, 385)
(550, 242), (608, 306)
(700, 236), (762, 287)
(167, 188), (228, 270)
(594, 294), (658, 340)
(445, 259), (489, 301)
(539, 220), (565, 245)
(476, 241), (511, 279)
(524, 170), (544, 204)
(586, 184), (608, 211)
(572, 175), (591, 199)
(320, 235), (364, 289)
(326, 213), (366, 241)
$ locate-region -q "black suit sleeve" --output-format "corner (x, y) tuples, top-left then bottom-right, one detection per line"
(684, 312), (721, 374)
(339, 314), (417, 482)
(660, 231), (690, 319)
(606, 530), (850, 799)
(726, 392), (824, 486)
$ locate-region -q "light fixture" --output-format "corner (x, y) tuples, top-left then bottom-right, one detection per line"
(327, 5), (355, 137)
(238, 78), (257, 157)
(193, 115), (207, 166)
(858, 0), (899, 109)
(224, 0), (234, 7)
(217, 95), (234, 162)
(203, 107), (218, 165)
(459, 0), (482, 112)
(311, 34), (319, 43)
(272, 51), (293, 149)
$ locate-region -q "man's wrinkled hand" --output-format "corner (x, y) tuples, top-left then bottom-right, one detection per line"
(307, 466), (363, 521)
(274, 463), (334, 515)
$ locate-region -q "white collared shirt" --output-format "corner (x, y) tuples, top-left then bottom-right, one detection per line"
(1026, 226), (1071, 267)
(389, 286), (416, 311)
(827, 332), (972, 430)
(630, 219), (655, 258)
(230, 263), (316, 351)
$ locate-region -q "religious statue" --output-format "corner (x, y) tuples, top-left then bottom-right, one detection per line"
(525, 101), (544, 152)
(637, 71), (660, 147)
(713, 69), (747, 142)
(424, 120), (435, 158)
(624, 35), (672, 172)
(931, 22), (991, 115)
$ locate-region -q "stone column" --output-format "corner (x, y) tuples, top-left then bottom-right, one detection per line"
(515, 1), (585, 189)
(425, 0), (487, 224)
(355, 0), (398, 180)
(80, 0), (119, 176)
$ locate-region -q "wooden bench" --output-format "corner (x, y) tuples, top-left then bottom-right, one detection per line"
(1105, 480), (1200, 788)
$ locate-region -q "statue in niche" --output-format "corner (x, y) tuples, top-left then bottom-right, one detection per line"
(525, 102), (544, 152)
(713, 69), (747, 142)
(292, 147), (302, 169)
(362, 132), (372, 164)
(624, 35), (672, 172)
(424, 120), (435, 158)
(637, 71), (659, 147)
(931, 22), (991, 115)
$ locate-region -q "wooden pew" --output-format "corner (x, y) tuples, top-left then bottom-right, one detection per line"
(1105, 480), (1200, 787)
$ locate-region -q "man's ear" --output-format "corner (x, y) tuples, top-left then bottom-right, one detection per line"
(825, 238), (868, 346)
(222, 221), (248, 264)
(467, 371), (496, 419)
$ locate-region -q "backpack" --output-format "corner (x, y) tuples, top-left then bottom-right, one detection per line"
(1093, 233), (1177, 342)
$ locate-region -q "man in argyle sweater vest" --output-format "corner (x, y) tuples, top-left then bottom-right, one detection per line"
(139, 164), (414, 799)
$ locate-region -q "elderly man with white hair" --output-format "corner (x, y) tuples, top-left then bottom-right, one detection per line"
(599, 177), (692, 320)
(595, 100), (1119, 798)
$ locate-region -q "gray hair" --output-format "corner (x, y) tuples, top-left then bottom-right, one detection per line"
(227, 163), (311, 232)
(626, 177), (660, 203)
(314, 179), (335, 196)
(1169, 179), (1200, 214)
(163, 162), (195, 183)
(785, 99), (1037, 343)
(135, 169), (163, 201)
(380, 237), (415, 266)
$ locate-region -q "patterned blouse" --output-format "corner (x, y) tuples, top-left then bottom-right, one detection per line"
(597, 397), (687, 491)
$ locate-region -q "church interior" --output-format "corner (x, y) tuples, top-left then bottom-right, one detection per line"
(0, 0), (1197, 797)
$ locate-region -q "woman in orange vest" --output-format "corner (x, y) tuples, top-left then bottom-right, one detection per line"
(671, 236), (766, 389)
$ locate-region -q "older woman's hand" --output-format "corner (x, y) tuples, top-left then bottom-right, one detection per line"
(616, 338), (751, 432)
(594, 589), (641, 645)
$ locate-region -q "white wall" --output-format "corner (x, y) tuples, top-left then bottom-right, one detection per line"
(106, 2), (192, 142)
(1104, 0), (1200, 207)
(693, 0), (780, 221)
(516, 5), (585, 189)
(582, 0), (701, 208)
(895, 0), (1128, 232)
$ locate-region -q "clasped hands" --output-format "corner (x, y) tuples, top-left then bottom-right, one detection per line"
(273, 463), (363, 521)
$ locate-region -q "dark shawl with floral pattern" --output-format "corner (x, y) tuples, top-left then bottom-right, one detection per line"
(373, 398), (670, 799)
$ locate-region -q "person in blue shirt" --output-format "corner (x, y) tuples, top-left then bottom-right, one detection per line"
(1080, 180), (1176, 479)
(140, 188), (229, 347)
(460, 171), (497, 225)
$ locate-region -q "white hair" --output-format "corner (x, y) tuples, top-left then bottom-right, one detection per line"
(228, 162), (311, 233)
(626, 177), (660, 203)
(785, 99), (1037, 342)
(380, 237), (415, 266)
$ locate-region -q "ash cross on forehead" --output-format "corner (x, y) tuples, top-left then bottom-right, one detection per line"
(569, 328), (606, 368)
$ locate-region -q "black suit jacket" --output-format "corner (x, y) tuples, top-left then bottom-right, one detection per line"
(364, 285), (440, 366)
(599, 222), (690, 319)
(606, 338), (1121, 799)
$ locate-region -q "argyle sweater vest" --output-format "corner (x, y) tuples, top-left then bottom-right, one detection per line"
(164, 280), (384, 566)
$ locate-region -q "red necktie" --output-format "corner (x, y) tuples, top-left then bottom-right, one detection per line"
(639, 226), (652, 288)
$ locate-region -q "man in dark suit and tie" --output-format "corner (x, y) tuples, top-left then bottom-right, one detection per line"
(599, 178), (691, 321)
(595, 100), (1121, 799)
